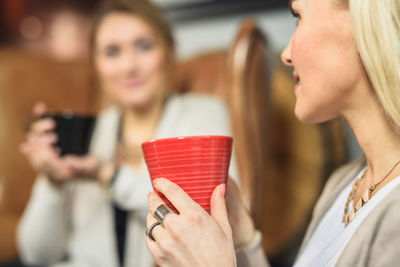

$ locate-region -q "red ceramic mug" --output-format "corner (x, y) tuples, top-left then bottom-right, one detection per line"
(142, 135), (233, 213)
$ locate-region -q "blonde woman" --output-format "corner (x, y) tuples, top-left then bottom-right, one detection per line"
(144, 0), (400, 266)
(17, 0), (238, 267)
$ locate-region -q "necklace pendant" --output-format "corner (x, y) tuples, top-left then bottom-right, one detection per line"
(348, 209), (355, 223)
(354, 199), (362, 211)
(362, 189), (370, 204)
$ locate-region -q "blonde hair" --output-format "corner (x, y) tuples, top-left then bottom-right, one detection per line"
(348, 0), (400, 128)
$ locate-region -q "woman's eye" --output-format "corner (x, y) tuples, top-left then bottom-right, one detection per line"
(290, 10), (301, 25)
(290, 8), (301, 19)
(105, 46), (120, 57)
(135, 40), (154, 52)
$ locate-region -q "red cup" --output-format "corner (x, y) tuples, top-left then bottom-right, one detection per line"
(142, 135), (233, 213)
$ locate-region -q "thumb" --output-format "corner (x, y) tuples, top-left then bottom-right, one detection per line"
(210, 183), (232, 236)
(33, 102), (47, 119)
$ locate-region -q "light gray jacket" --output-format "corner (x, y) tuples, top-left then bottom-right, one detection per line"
(237, 157), (400, 266)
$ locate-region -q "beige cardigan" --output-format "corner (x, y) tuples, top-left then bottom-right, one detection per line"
(237, 157), (400, 266)
(18, 93), (239, 267)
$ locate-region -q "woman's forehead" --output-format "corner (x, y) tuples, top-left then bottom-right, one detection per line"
(96, 13), (156, 42)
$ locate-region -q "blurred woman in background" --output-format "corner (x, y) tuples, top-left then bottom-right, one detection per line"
(144, 0), (400, 266)
(17, 0), (238, 266)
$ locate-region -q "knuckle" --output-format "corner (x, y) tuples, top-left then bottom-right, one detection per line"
(158, 238), (171, 252)
(148, 192), (159, 208)
(158, 240), (175, 258)
(146, 213), (154, 224)
(168, 221), (185, 238)
(186, 212), (202, 224)
(32, 120), (45, 129)
(163, 213), (178, 227)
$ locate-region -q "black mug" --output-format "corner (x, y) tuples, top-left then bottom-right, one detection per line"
(46, 112), (96, 156)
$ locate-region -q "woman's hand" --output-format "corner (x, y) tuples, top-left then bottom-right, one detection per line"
(226, 178), (256, 249)
(20, 102), (69, 183)
(146, 178), (236, 267)
(20, 103), (102, 184)
(61, 154), (102, 180)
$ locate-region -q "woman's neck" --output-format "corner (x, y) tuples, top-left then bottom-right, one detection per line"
(344, 91), (400, 186)
(121, 95), (165, 146)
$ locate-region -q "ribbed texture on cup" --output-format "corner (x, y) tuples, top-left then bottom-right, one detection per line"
(142, 136), (232, 213)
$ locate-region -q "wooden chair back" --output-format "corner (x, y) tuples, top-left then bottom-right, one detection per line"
(225, 20), (271, 227)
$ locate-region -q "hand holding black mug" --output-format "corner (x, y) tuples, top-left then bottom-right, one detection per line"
(45, 111), (96, 156)
(20, 102), (102, 184)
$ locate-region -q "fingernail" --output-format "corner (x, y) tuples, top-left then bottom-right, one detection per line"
(220, 183), (226, 197)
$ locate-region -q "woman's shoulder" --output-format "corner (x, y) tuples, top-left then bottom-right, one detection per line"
(97, 106), (121, 121)
(359, 181), (400, 228)
(93, 106), (121, 132)
(378, 183), (400, 217)
(89, 106), (121, 157)
(337, 184), (400, 266)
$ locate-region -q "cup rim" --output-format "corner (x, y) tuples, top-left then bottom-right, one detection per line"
(142, 135), (232, 147)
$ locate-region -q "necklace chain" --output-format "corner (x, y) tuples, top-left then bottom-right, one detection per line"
(343, 159), (400, 227)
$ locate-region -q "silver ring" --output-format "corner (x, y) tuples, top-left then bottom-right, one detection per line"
(146, 221), (162, 241)
(154, 204), (172, 224)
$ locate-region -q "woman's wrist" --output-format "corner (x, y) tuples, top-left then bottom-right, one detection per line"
(235, 229), (258, 251)
(97, 162), (117, 183)
(40, 167), (66, 187)
(233, 221), (256, 249)
(97, 162), (119, 193)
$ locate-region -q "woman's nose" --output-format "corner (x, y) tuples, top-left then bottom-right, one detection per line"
(281, 36), (293, 67)
(121, 51), (139, 73)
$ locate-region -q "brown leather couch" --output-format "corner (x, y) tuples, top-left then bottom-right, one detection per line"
(0, 48), (100, 261)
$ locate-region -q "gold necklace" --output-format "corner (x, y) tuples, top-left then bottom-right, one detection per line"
(343, 159), (400, 227)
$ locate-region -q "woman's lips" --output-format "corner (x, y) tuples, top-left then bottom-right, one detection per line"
(123, 78), (145, 88)
(293, 72), (301, 90)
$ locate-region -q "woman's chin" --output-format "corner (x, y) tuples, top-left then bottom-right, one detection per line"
(297, 114), (338, 125)
(295, 107), (334, 125)
(120, 95), (161, 111)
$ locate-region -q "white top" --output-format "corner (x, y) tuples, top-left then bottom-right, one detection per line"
(295, 168), (400, 267)
(17, 93), (239, 267)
